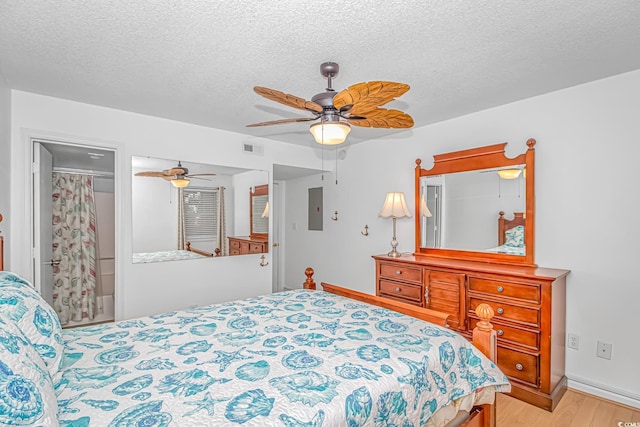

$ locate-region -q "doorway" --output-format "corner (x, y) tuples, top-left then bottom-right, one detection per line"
(33, 139), (116, 328)
(273, 164), (325, 292)
(422, 184), (442, 248)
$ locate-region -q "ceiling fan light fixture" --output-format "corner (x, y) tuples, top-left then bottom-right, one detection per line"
(309, 121), (351, 145)
(497, 169), (522, 180)
(171, 178), (190, 188)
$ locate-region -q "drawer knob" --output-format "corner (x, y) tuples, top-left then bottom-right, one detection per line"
(497, 286), (504, 293)
(515, 363), (524, 371)
(395, 287), (401, 292)
(496, 307), (504, 315)
(395, 270), (402, 275)
(497, 329), (504, 336)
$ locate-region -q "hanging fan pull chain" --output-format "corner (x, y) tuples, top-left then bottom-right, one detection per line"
(321, 125), (325, 180)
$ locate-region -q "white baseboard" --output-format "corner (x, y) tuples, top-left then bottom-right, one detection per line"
(568, 375), (640, 409)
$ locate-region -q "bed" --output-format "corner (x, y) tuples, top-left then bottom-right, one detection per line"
(0, 265), (509, 427)
(132, 242), (220, 264)
(486, 211), (525, 256)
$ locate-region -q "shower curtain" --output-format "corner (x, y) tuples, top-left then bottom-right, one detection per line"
(52, 172), (97, 324)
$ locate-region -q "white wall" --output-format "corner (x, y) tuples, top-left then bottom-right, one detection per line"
(284, 69), (640, 405)
(9, 90), (322, 320)
(0, 82), (10, 251)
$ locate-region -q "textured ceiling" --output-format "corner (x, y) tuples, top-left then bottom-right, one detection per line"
(1, 1), (639, 147)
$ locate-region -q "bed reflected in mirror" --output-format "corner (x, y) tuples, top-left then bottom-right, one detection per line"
(131, 156), (268, 263)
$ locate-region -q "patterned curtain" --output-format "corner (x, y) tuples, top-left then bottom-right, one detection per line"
(51, 173), (97, 325)
(177, 188), (186, 249)
(217, 187), (226, 255)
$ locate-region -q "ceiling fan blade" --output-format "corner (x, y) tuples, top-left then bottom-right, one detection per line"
(254, 86), (323, 113)
(246, 117), (319, 127)
(187, 176), (212, 181)
(164, 168), (186, 176)
(347, 109), (414, 129)
(186, 173), (216, 177)
(333, 81), (410, 116)
(135, 171), (166, 177)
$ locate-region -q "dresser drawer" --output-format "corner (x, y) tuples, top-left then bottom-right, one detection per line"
(469, 298), (539, 327)
(498, 346), (539, 386)
(469, 277), (540, 303)
(379, 279), (423, 303)
(230, 249), (241, 256)
(229, 240), (241, 250)
(248, 243), (265, 253)
(468, 316), (539, 350)
(379, 263), (422, 284)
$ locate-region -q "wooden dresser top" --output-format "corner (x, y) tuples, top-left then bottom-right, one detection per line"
(373, 254), (570, 281)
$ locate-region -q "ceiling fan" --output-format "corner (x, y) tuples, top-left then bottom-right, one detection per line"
(247, 62), (414, 145)
(134, 161), (215, 188)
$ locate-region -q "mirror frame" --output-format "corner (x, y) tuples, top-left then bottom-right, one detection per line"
(414, 138), (536, 267)
(250, 184), (269, 239)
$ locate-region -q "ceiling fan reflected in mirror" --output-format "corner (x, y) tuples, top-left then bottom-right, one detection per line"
(134, 161), (216, 188)
(247, 62), (414, 145)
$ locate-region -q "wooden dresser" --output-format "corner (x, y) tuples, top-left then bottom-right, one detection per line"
(374, 254), (570, 411)
(228, 236), (268, 256)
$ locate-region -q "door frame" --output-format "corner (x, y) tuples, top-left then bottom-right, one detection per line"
(23, 131), (124, 320)
(33, 142), (54, 307)
(271, 181), (281, 292)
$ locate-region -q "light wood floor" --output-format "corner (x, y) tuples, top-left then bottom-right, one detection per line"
(497, 389), (640, 426)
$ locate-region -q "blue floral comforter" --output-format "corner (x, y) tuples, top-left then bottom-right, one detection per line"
(486, 244), (525, 256)
(56, 290), (509, 426)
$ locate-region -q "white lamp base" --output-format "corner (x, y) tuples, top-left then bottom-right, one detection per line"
(387, 248), (402, 258)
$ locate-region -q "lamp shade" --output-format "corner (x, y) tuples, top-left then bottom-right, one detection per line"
(378, 192), (412, 218)
(309, 121), (351, 145)
(261, 201), (269, 218)
(497, 169), (522, 179)
(171, 178), (190, 188)
(421, 195), (433, 217)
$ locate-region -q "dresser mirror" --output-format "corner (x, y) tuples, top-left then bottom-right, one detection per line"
(132, 156), (268, 263)
(414, 139), (536, 266)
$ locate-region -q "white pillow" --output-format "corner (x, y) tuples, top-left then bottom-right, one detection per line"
(0, 273), (64, 382)
(0, 313), (60, 426)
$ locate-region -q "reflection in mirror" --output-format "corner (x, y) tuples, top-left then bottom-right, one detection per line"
(250, 184), (268, 237)
(228, 184), (269, 256)
(420, 166), (526, 254)
(132, 156), (268, 263)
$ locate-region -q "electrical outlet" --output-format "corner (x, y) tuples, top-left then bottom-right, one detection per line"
(597, 341), (612, 360)
(568, 333), (579, 350)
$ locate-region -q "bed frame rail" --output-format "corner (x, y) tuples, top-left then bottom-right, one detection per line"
(185, 241), (220, 257)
